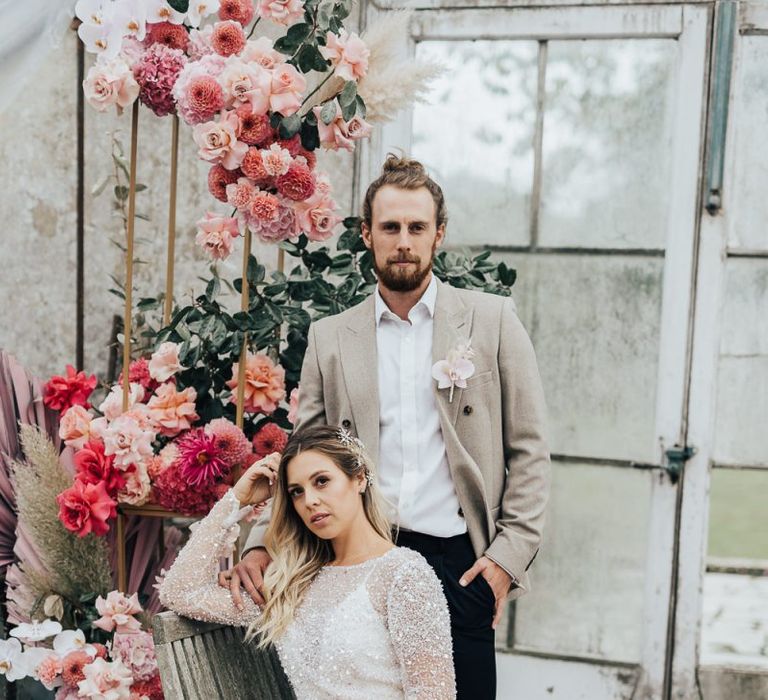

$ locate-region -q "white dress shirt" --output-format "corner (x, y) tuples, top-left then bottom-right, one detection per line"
(374, 276), (467, 537)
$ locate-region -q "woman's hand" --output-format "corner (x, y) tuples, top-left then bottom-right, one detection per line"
(233, 453), (281, 507)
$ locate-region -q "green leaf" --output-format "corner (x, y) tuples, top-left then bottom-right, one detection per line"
(274, 36), (299, 55)
(137, 297), (159, 311)
(286, 22), (313, 43)
(355, 95), (367, 118)
(300, 121), (319, 151)
(341, 97), (356, 122)
(339, 80), (357, 107)
(168, 0), (189, 12)
(279, 113), (302, 139)
(205, 276), (220, 301)
(297, 44), (329, 73)
(320, 100), (337, 125)
(114, 185), (129, 201)
(247, 256), (265, 285)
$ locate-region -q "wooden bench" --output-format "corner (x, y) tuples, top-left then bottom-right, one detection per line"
(152, 611), (296, 699)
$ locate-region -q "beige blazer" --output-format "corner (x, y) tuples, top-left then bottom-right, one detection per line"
(245, 279), (551, 597)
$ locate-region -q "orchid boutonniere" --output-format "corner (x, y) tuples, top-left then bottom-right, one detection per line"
(431, 339), (476, 403)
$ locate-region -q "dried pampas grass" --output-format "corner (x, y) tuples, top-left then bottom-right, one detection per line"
(7, 425), (111, 621)
(308, 11), (443, 122)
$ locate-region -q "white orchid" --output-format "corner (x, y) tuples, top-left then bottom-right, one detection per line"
(145, 0), (186, 24)
(0, 638), (30, 682)
(52, 629), (97, 658)
(113, 0), (149, 42)
(431, 338), (476, 403)
(9, 619), (63, 643)
(186, 0), (221, 28)
(76, 0), (124, 58)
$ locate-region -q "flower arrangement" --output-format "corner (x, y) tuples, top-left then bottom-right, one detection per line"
(1, 592), (163, 699)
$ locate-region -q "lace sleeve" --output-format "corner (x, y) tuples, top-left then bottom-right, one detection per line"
(158, 490), (260, 627)
(387, 554), (456, 699)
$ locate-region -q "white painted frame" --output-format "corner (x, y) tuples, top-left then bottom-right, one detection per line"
(672, 3), (768, 697)
(359, 4), (712, 699)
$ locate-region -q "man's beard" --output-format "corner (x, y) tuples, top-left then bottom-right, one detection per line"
(372, 241), (436, 293)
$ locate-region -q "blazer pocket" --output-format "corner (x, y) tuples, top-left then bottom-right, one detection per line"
(465, 370), (493, 390)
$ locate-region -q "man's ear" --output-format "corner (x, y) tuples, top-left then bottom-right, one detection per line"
(361, 221), (373, 250)
(435, 223), (447, 248)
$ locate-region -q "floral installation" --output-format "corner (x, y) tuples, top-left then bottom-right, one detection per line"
(431, 338), (476, 403)
(1, 592), (164, 699)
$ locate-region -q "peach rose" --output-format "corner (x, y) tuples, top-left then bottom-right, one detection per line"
(117, 463), (151, 506)
(270, 63), (306, 116)
(256, 0), (304, 26)
(99, 383), (146, 421)
(192, 110), (248, 169)
(313, 100), (372, 152)
(320, 30), (370, 82)
(226, 352), (286, 414)
(195, 212), (240, 260)
(147, 383), (199, 437)
(59, 405), (93, 449)
(148, 342), (183, 382)
(242, 37), (281, 69)
(83, 58), (139, 114)
(296, 192), (342, 242)
(219, 56), (272, 113)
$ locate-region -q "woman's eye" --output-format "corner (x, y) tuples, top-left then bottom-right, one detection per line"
(288, 489), (302, 498)
(316, 477), (329, 487)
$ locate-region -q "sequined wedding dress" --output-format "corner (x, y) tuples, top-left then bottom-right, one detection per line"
(159, 491), (456, 699)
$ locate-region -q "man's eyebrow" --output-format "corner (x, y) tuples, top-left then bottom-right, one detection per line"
(378, 219), (429, 226)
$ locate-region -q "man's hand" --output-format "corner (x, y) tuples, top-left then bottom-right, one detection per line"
(218, 547), (272, 610)
(459, 556), (513, 630)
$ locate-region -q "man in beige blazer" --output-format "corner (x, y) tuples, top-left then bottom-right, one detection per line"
(228, 155), (550, 698)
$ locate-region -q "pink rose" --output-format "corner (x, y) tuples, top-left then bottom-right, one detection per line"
(77, 657), (133, 699)
(193, 110), (249, 169)
(93, 591), (143, 633)
(195, 212), (240, 259)
(148, 341), (183, 382)
(256, 0), (304, 26)
(296, 192), (342, 241)
(147, 383), (199, 437)
(83, 58), (139, 114)
(269, 63), (306, 116)
(242, 37), (280, 69)
(225, 352), (286, 414)
(117, 463), (152, 506)
(59, 405), (93, 450)
(219, 56), (272, 113)
(57, 480), (117, 537)
(99, 383), (146, 421)
(314, 101), (372, 152)
(102, 414), (156, 470)
(320, 30), (370, 82)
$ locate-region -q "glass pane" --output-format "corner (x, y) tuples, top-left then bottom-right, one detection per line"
(713, 259), (768, 465)
(499, 252), (664, 462)
(539, 39), (678, 249)
(513, 462), (652, 663)
(728, 36), (768, 250)
(412, 40), (538, 247)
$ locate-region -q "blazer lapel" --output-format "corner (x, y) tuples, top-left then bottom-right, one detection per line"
(432, 281), (474, 426)
(338, 296), (380, 461)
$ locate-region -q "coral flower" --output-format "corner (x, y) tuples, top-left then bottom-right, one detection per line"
(144, 21), (189, 51)
(206, 418), (252, 467)
(220, 0), (255, 25)
(60, 650), (93, 687)
(44, 365), (97, 412)
(74, 439), (127, 497)
(276, 160), (316, 201)
(176, 428), (229, 486)
(252, 422), (288, 458)
(186, 75), (225, 123)
(147, 383), (199, 437)
(57, 480), (117, 537)
(93, 591), (143, 634)
(211, 20), (246, 57)
(239, 148), (272, 187)
(59, 404), (93, 450)
(237, 106), (273, 145)
(226, 352), (286, 414)
(208, 163), (241, 202)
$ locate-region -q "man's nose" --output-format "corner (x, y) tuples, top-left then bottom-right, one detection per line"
(396, 227), (411, 249)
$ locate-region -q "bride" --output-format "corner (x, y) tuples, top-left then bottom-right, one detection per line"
(158, 424), (456, 699)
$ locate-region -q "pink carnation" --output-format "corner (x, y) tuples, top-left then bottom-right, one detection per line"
(176, 428), (230, 486)
(247, 196), (299, 243)
(144, 21), (189, 52)
(193, 110), (248, 169)
(257, 0), (304, 26)
(147, 383), (199, 437)
(133, 43), (187, 117)
(276, 159), (316, 201)
(208, 163), (242, 202)
(220, 0), (255, 25)
(195, 212), (240, 260)
(260, 142), (292, 177)
(112, 631), (158, 682)
(211, 20), (246, 57)
(205, 418), (252, 467)
(37, 654), (62, 690)
(247, 190), (281, 225)
(226, 352), (286, 414)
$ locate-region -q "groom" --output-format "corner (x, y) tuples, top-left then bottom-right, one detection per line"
(227, 155), (550, 698)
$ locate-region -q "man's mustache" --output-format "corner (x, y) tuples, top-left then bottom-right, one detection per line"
(386, 255), (421, 265)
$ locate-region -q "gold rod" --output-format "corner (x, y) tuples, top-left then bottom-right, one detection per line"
(235, 226), (252, 431)
(116, 511), (127, 593)
(122, 101), (139, 412)
(164, 115), (179, 326)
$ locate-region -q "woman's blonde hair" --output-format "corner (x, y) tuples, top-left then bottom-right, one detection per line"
(248, 424), (392, 647)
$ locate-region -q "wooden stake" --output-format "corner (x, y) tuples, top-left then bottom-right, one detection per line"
(116, 510), (127, 593)
(235, 226), (252, 431)
(122, 101), (139, 412)
(164, 115), (179, 326)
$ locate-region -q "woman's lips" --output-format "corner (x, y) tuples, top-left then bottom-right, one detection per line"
(310, 513), (330, 525)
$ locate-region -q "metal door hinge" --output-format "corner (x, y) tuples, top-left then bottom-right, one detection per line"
(664, 445), (697, 483)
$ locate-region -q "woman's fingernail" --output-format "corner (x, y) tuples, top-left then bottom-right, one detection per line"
(459, 578), (467, 587)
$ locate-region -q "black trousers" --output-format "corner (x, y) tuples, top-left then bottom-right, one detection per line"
(395, 529), (496, 700)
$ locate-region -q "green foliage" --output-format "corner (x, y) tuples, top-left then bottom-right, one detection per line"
(140, 220), (515, 439)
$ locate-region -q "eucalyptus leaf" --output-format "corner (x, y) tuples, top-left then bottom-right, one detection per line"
(339, 81), (357, 107)
(168, 0), (189, 12)
(279, 113), (302, 139)
(320, 100), (337, 125)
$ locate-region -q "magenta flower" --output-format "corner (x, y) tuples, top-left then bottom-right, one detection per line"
(176, 428), (229, 486)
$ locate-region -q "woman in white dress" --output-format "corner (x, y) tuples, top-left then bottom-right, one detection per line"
(158, 424), (456, 699)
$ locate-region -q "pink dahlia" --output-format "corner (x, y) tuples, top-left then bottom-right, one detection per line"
(248, 190), (281, 225)
(145, 22), (189, 52)
(176, 428), (229, 486)
(44, 365), (97, 412)
(240, 148), (272, 187)
(133, 44), (187, 117)
(60, 651), (92, 687)
(220, 0), (255, 25)
(186, 75), (224, 123)
(212, 20), (246, 57)
(173, 55), (226, 124)
(276, 160), (316, 201)
(208, 163), (241, 202)
(249, 196), (299, 243)
(237, 105), (273, 145)
(252, 422), (288, 458)
(206, 418), (252, 467)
